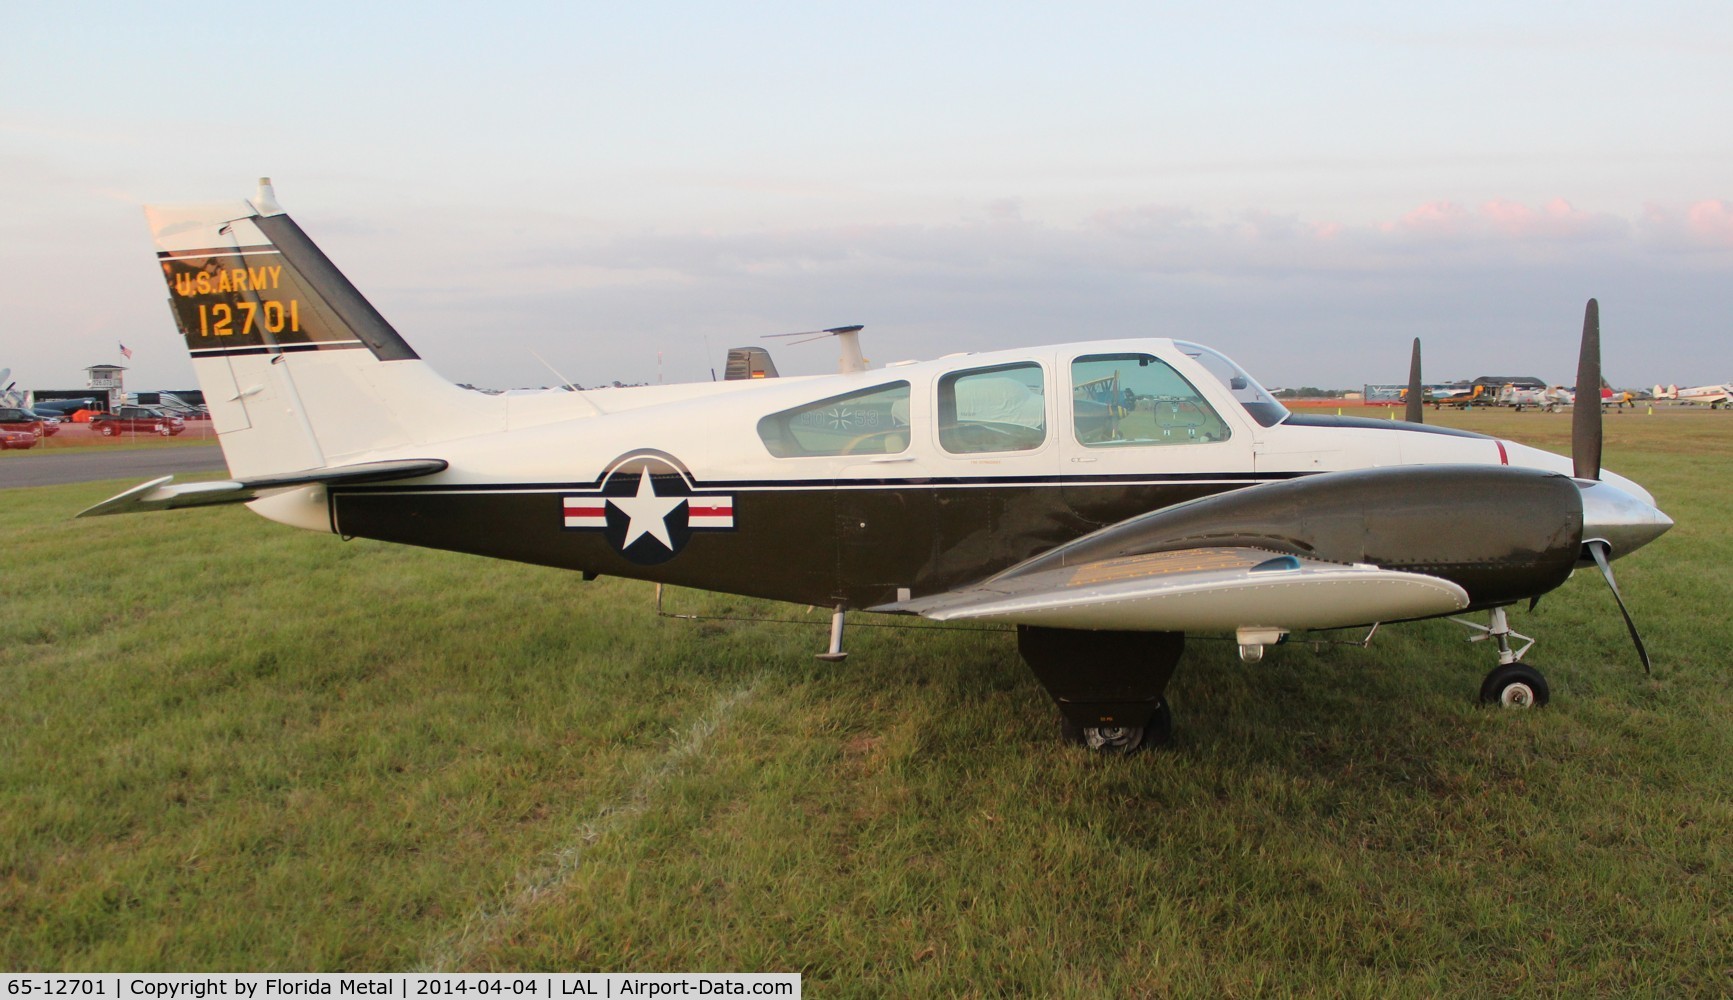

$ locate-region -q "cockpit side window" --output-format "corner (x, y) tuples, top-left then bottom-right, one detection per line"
(1072, 354), (1230, 446)
(757, 382), (911, 457)
(938, 362), (1048, 454)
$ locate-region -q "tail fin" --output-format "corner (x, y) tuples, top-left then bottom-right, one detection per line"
(147, 179), (496, 477)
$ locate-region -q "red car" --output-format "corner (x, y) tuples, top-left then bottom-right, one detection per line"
(90, 405), (186, 437)
(0, 407), (44, 447)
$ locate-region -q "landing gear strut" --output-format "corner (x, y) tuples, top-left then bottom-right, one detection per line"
(1018, 626), (1184, 753)
(1457, 606), (1550, 709)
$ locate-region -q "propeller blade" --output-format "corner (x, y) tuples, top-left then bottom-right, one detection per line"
(1586, 540), (1651, 674)
(1573, 299), (1603, 480)
(1405, 338), (1424, 424)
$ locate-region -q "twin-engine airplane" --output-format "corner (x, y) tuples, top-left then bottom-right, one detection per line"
(1652, 383), (1731, 408)
(85, 180), (1674, 753)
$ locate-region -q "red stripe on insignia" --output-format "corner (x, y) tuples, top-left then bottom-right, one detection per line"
(1496, 440), (1509, 465)
(688, 505), (733, 517)
(563, 499), (608, 529)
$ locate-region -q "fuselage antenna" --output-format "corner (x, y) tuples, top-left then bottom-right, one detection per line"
(529, 349), (578, 392)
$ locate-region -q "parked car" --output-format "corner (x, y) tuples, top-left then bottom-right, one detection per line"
(27, 409), (62, 436)
(0, 407), (45, 439)
(89, 405), (186, 437)
(0, 426), (38, 450)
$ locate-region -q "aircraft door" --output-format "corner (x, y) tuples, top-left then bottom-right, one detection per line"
(923, 358), (1077, 591)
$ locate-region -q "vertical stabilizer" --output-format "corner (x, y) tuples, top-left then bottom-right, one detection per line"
(146, 181), (498, 478)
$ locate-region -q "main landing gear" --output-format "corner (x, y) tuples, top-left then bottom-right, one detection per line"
(1458, 606), (1551, 709)
(1059, 698), (1173, 753)
(1018, 626), (1184, 754)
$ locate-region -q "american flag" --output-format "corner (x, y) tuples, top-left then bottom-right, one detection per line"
(119, 343), (133, 360)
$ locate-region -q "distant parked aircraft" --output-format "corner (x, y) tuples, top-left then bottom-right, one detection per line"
(1652, 383), (1731, 409)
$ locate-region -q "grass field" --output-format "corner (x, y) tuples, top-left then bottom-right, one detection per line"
(0, 422), (218, 456)
(2, 409), (1729, 993)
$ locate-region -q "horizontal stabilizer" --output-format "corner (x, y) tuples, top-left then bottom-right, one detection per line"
(77, 459), (448, 518)
(875, 546), (1469, 632)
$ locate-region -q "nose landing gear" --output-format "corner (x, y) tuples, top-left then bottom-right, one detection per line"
(1456, 606), (1550, 708)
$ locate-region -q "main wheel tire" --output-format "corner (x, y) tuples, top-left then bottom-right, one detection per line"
(1083, 725), (1145, 754)
(99, 424), (117, 436)
(1480, 663), (1550, 708)
(1058, 697), (1172, 754)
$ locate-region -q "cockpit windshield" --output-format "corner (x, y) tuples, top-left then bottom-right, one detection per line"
(1174, 341), (1290, 428)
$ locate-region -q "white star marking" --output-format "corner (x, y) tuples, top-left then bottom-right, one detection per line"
(608, 468), (685, 550)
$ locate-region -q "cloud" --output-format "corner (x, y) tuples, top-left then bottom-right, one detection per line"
(1685, 200), (1733, 246)
(1386, 200), (1475, 237)
(22, 193), (1724, 395)
(1479, 198), (1623, 240)
(350, 196), (1727, 391)
(1634, 199), (1733, 252)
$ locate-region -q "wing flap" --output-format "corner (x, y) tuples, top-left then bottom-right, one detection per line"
(877, 546), (1469, 632)
(76, 459), (448, 517)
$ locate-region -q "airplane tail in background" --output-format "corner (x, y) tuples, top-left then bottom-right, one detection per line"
(1651, 384), (1677, 400)
(146, 179), (497, 479)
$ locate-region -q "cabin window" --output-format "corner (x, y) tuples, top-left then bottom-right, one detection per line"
(1071, 354), (1230, 446)
(757, 381), (911, 457)
(938, 362), (1048, 454)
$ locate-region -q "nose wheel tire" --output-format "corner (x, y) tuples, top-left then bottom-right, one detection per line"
(1480, 663), (1550, 708)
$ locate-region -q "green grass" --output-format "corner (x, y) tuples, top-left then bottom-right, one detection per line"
(2, 410), (1730, 994)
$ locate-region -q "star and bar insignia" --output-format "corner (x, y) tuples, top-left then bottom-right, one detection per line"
(562, 455), (734, 565)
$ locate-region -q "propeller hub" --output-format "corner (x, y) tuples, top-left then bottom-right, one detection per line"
(1577, 479), (1672, 562)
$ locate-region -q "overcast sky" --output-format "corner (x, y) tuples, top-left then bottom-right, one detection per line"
(3, 1), (1730, 394)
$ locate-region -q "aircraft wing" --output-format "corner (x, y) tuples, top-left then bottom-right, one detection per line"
(77, 459), (448, 517)
(875, 546), (1468, 632)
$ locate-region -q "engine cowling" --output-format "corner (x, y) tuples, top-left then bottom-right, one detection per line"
(1001, 465), (1586, 610)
